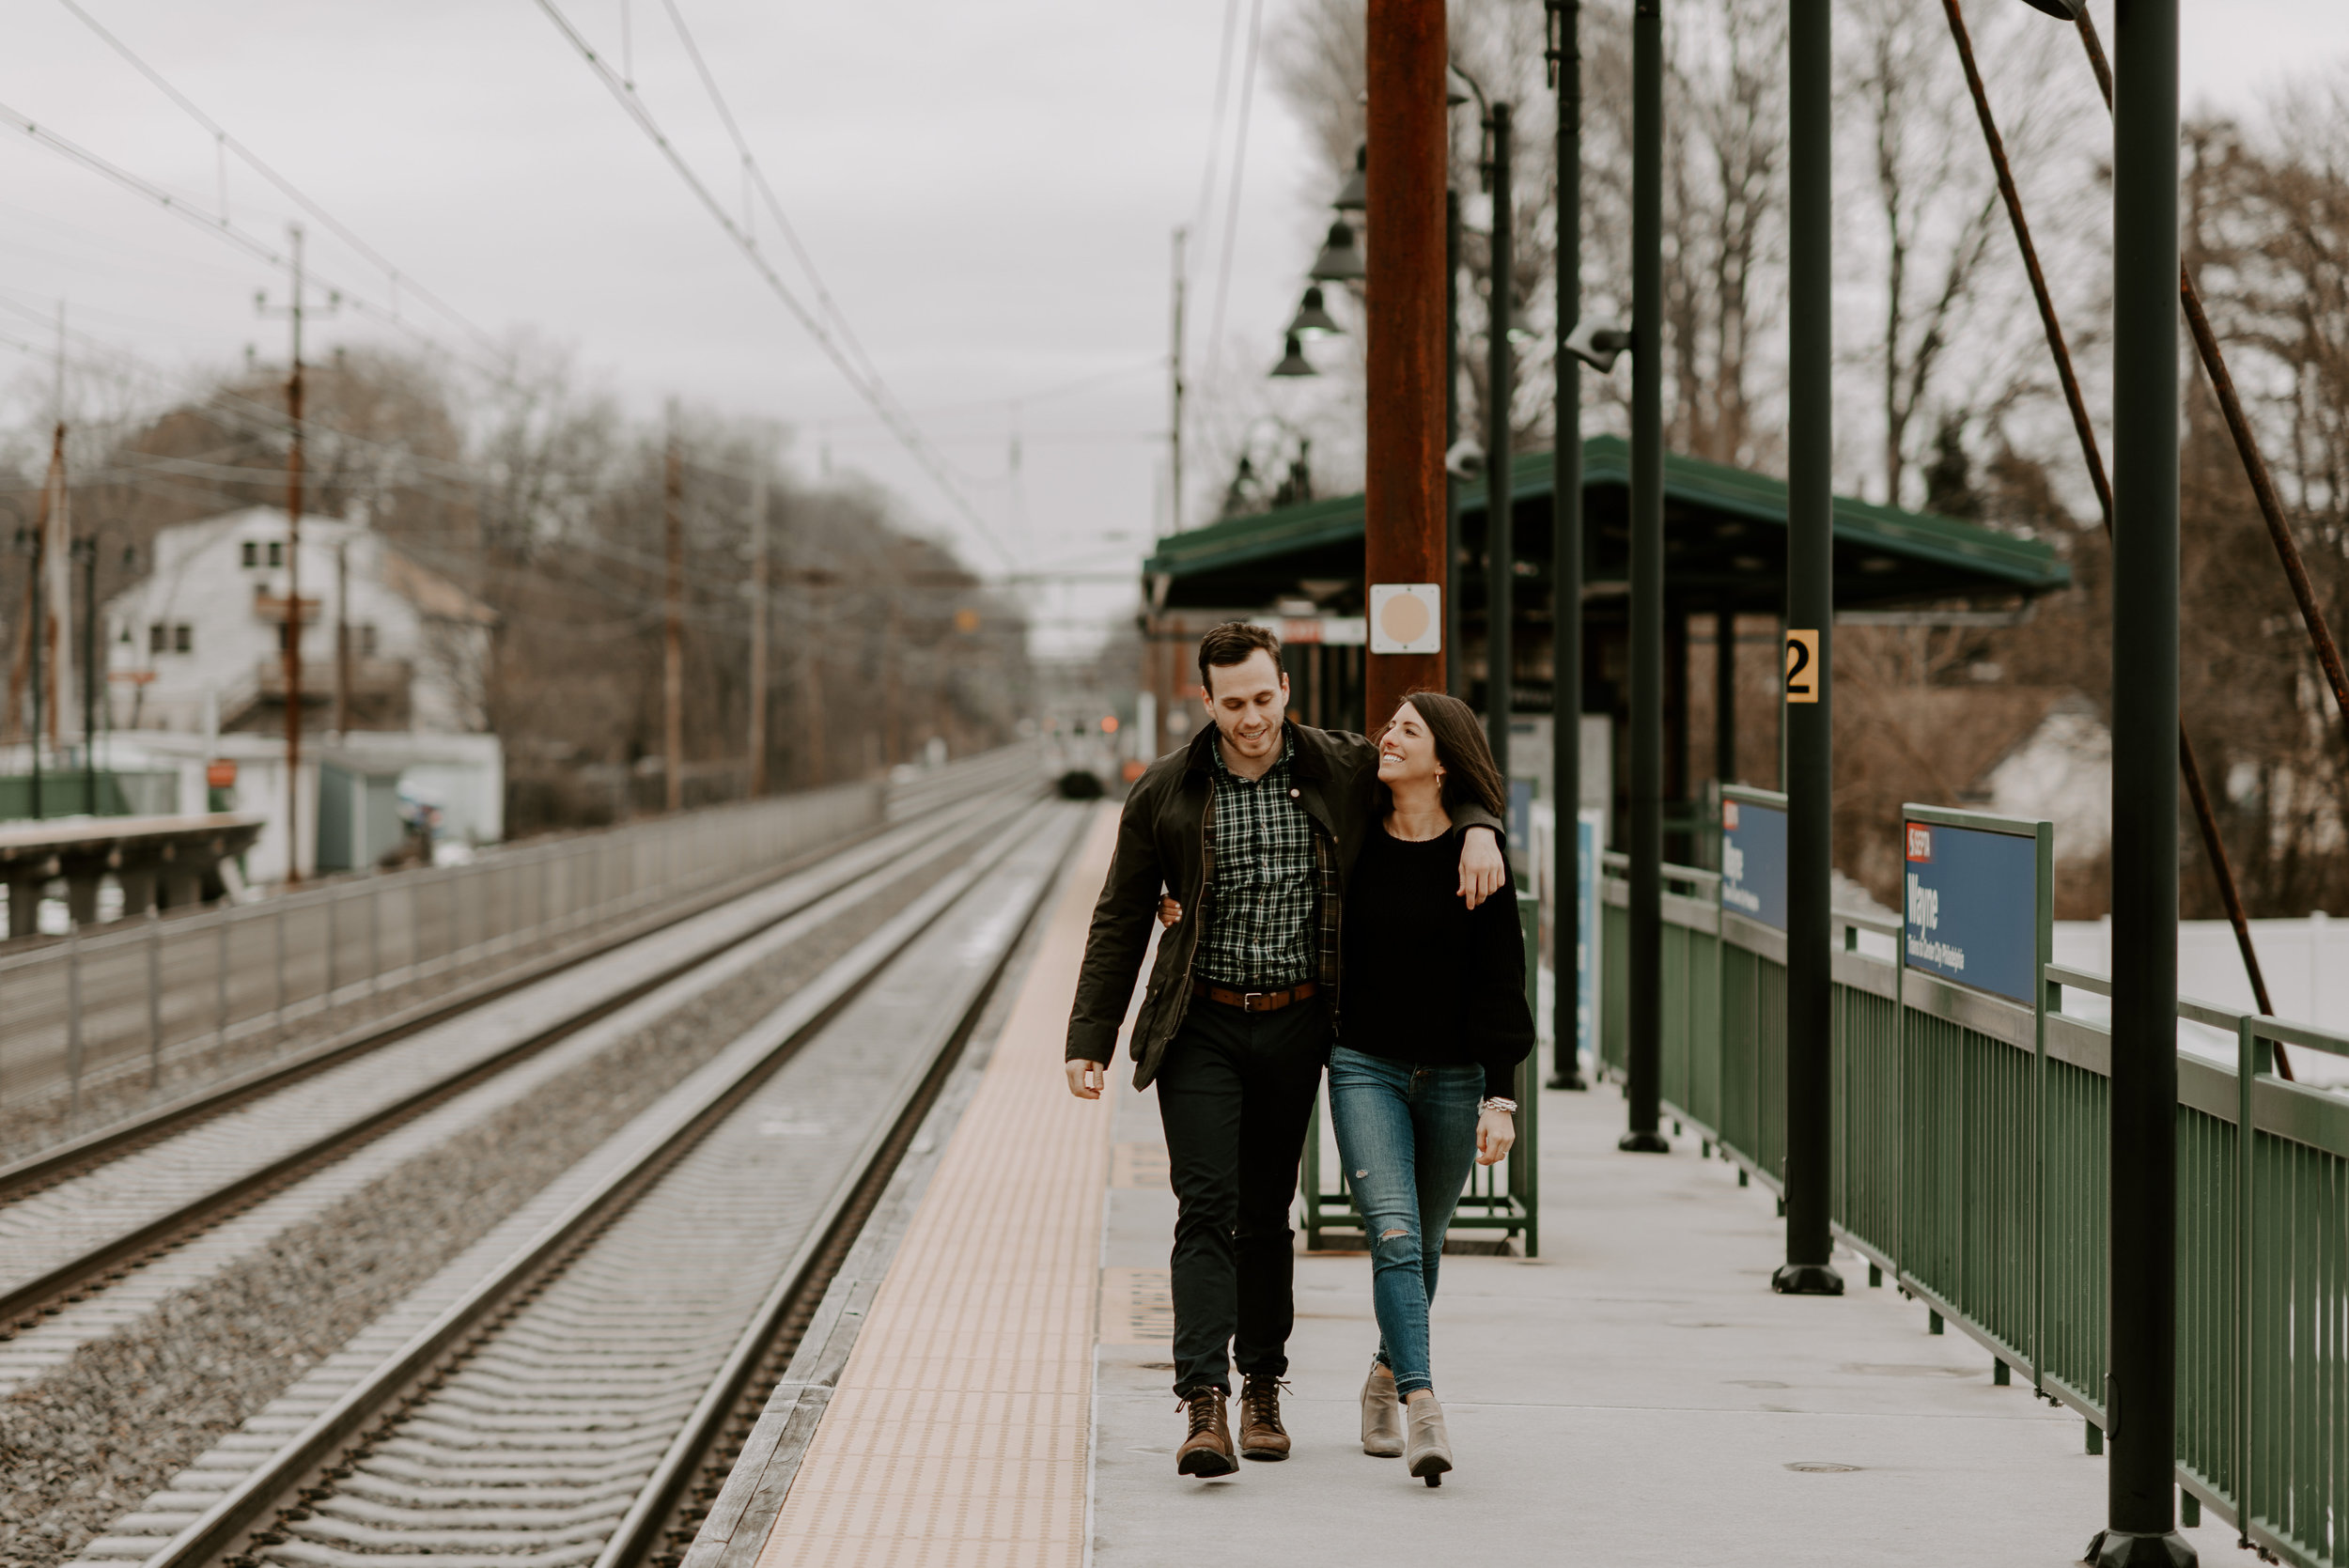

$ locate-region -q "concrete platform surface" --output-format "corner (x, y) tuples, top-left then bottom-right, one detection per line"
(1094, 1076), (2237, 1567)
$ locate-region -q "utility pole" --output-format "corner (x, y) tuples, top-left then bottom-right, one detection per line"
(73, 536), (97, 814)
(1620, 0), (1669, 1155)
(663, 414), (685, 814)
(2098, 0), (2192, 1560)
(257, 225), (334, 884)
(1548, 0), (1589, 1092)
(1445, 190), (1466, 700)
(746, 458), (770, 798)
(1362, 0), (1449, 726)
(1484, 101), (1515, 783)
(334, 540), (351, 736)
(1169, 227), (1187, 536)
(1773, 0), (1843, 1295)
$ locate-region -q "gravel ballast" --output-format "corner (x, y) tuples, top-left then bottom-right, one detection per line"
(0, 833), (976, 1568)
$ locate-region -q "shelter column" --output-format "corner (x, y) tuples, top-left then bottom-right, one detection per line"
(1363, 0), (1448, 727)
(2100, 0), (2191, 1560)
(1548, 0), (1588, 1092)
(1620, 0), (1668, 1154)
(1773, 0), (1843, 1295)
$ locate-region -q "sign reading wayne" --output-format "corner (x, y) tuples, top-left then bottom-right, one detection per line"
(1902, 819), (2038, 1003)
(1719, 793), (1787, 930)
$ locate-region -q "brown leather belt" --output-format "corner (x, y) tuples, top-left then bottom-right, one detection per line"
(1191, 979), (1317, 1014)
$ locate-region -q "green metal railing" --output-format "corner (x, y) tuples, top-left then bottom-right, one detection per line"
(1300, 893), (1542, 1255)
(1601, 861), (2349, 1565)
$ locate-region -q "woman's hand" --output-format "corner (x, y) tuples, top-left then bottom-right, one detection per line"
(1475, 1108), (1515, 1165)
(1157, 895), (1183, 928)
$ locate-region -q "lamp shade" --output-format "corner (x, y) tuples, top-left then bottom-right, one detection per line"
(1269, 334), (1318, 379)
(1286, 286), (1344, 339)
(1332, 145), (1367, 212)
(1308, 220), (1366, 282)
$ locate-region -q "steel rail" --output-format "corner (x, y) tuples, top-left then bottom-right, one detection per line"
(137, 802), (1069, 1568)
(0, 784), (1038, 1335)
(0, 750), (1031, 1203)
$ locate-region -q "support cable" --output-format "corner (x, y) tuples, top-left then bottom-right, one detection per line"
(2069, 8), (2349, 730)
(1939, 0), (2288, 1069)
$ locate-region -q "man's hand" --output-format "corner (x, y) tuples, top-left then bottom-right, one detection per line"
(1157, 895), (1183, 928)
(1458, 826), (1504, 910)
(1066, 1059), (1109, 1099)
(1475, 1107), (1516, 1165)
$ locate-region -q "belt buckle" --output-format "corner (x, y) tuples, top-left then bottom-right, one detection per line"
(1243, 990), (1266, 1011)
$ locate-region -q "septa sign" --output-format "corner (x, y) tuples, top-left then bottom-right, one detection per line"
(1902, 818), (2038, 1003)
(1719, 792), (1787, 930)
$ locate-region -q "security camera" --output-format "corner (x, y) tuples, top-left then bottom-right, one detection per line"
(1565, 320), (1633, 374)
(1445, 437), (1486, 479)
(2014, 0), (2082, 17)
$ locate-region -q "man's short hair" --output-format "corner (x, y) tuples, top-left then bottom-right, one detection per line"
(1196, 621), (1284, 692)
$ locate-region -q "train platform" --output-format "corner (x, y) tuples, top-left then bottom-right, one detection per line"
(692, 803), (2237, 1567)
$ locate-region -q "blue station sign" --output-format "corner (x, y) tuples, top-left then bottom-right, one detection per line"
(1719, 794), (1788, 931)
(1902, 818), (2040, 1003)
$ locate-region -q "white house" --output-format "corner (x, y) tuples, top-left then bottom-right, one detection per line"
(105, 507), (494, 738)
(1977, 691), (2113, 861)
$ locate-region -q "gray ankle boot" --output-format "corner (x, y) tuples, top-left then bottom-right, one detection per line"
(1405, 1391), (1454, 1484)
(1360, 1360), (1404, 1457)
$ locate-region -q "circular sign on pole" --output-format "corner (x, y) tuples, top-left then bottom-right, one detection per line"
(206, 759), (238, 789)
(1369, 583), (1441, 654)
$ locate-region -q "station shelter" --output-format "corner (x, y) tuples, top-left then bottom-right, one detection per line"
(1138, 434), (2073, 860)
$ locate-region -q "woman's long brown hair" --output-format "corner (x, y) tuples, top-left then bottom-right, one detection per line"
(1374, 691), (1509, 824)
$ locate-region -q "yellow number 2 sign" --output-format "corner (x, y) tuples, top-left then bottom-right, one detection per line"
(1784, 629), (1820, 704)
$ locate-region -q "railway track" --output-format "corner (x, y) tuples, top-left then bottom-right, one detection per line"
(60, 800), (1081, 1568)
(0, 778), (1038, 1351)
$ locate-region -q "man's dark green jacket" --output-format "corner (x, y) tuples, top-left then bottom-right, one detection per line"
(1064, 719), (1504, 1089)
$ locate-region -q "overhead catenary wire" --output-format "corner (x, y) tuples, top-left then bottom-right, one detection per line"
(0, 98), (508, 386)
(526, 0), (1019, 575)
(49, 0), (510, 369)
(1202, 0), (1268, 393)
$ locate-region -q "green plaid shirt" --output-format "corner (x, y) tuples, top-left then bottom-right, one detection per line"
(1200, 737), (1333, 991)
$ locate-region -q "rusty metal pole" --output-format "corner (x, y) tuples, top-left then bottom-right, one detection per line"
(663, 418), (685, 814)
(1363, 0), (1448, 731)
(284, 225), (306, 885)
(746, 460), (770, 798)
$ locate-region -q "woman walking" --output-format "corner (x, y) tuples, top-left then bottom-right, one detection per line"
(1334, 691), (1532, 1484)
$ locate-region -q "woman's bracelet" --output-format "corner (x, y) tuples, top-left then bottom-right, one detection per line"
(1479, 1096), (1517, 1114)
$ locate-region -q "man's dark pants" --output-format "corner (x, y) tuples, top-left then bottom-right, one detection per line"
(1154, 992), (1326, 1396)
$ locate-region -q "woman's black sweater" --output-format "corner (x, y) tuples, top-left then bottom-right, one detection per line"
(1338, 818), (1536, 1098)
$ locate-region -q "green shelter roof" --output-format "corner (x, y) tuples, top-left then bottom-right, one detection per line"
(1145, 434), (2070, 613)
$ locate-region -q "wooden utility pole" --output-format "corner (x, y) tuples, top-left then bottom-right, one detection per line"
(663, 416), (685, 813)
(334, 540), (351, 735)
(745, 460), (770, 798)
(281, 228), (309, 882)
(1363, 0), (1449, 728)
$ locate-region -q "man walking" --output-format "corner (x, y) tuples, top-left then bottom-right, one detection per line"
(1065, 622), (1505, 1477)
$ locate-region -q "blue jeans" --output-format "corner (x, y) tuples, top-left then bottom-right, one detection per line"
(1328, 1046), (1484, 1397)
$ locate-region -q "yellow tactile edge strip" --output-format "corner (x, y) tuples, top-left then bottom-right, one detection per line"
(754, 805), (1120, 1568)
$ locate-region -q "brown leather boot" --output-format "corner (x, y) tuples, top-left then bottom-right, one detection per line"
(1175, 1388), (1237, 1477)
(1238, 1374), (1291, 1461)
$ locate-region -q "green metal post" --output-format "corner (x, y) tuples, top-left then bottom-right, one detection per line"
(1773, 0), (1841, 1295)
(1548, 0), (1587, 1092)
(2099, 0), (2191, 1558)
(1484, 101), (1514, 783)
(1518, 892), (1542, 1254)
(1620, 0), (1667, 1155)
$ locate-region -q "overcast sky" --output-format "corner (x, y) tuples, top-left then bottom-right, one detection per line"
(2, 0), (2344, 660)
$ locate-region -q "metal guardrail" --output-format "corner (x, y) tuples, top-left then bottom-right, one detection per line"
(1600, 862), (2349, 1567)
(0, 746), (1040, 1116)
